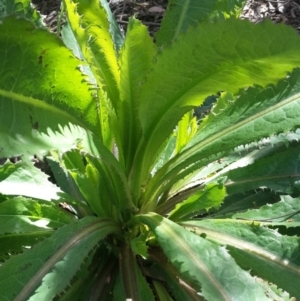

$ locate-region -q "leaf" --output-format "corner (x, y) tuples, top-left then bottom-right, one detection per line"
(46, 156), (87, 204)
(148, 68), (300, 203)
(160, 183), (226, 219)
(182, 219), (300, 298)
(156, 0), (219, 46)
(98, 0), (124, 53)
(224, 146), (300, 195)
(0, 196), (76, 225)
(118, 18), (156, 173)
(119, 244), (155, 301)
(0, 215), (54, 257)
(0, 17), (98, 132)
(0, 216), (121, 301)
(136, 213), (272, 301)
(212, 189), (280, 219)
(149, 248), (205, 301)
(133, 19), (300, 196)
(0, 0), (43, 25)
(233, 195), (300, 223)
(0, 17), (100, 158)
(0, 161), (62, 201)
(63, 0), (120, 110)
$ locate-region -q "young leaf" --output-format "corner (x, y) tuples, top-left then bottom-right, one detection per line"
(118, 18), (156, 172)
(166, 183), (226, 220)
(136, 213), (272, 301)
(63, 0), (120, 109)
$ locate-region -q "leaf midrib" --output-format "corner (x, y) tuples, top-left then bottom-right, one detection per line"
(0, 89), (86, 130)
(183, 222), (300, 275)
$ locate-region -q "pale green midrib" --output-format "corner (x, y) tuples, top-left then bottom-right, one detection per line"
(13, 218), (120, 301)
(146, 215), (232, 301)
(183, 223), (300, 275)
(0, 89), (86, 129)
(173, 0), (191, 41)
(225, 173), (300, 189)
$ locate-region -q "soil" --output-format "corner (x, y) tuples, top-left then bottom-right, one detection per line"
(30, 0), (300, 36)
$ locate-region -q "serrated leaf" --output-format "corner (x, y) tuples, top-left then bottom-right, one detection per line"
(162, 183), (226, 220)
(0, 196), (76, 224)
(0, 17), (98, 132)
(156, 0), (219, 46)
(63, 0), (120, 110)
(233, 195), (300, 223)
(0, 216), (121, 301)
(133, 19), (300, 198)
(118, 17), (156, 172)
(130, 233), (148, 258)
(0, 161), (61, 201)
(0, 0), (43, 25)
(0, 215), (54, 256)
(224, 146), (300, 195)
(182, 219), (300, 298)
(136, 213), (272, 301)
(148, 68), (300, 204)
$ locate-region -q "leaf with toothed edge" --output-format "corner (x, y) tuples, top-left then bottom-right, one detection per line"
(135, 213), (275, 301)
(133, 20), (300, 204)
(0, 216), (121, 301)
(144, 68), (300, 210)
(182, 219), (300, 298)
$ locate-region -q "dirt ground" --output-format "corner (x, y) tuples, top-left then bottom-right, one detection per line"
(31, 0), (300, 36)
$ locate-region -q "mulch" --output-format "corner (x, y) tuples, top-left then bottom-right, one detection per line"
(31, 0), (300, 36)
(241, 0), (300, 34)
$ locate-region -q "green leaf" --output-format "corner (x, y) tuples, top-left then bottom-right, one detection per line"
(0, 215), (54, 257)
(233, 195), (300, 223)
(0, 17), (99, 158)
(133, 19), (300, 197)
(130, 232), (148, 258)
(166, 183), (226, 220)
(148, 68), (300, 204)
(0, 161), (62, 201)
(119, 244), (155, 301)
(212, 190), (280, 219)
(0, 0), (43, 25)
(0, 216), (121, 301)
(149, 249), (205, 301)
(0, 17), (98, 131)
(224, 146), (300, 195)
(46, 156), (87, 204)
(63, 0), (120, 110)
(136, 213), (272, 301)
(175, 111), (197, 154)
(182, 219), (300, 298)
(0, 196), (76, 225)
(156, 0), (219, 46)
(98, 0), (124, 53)
(118, 17), (156, 172)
